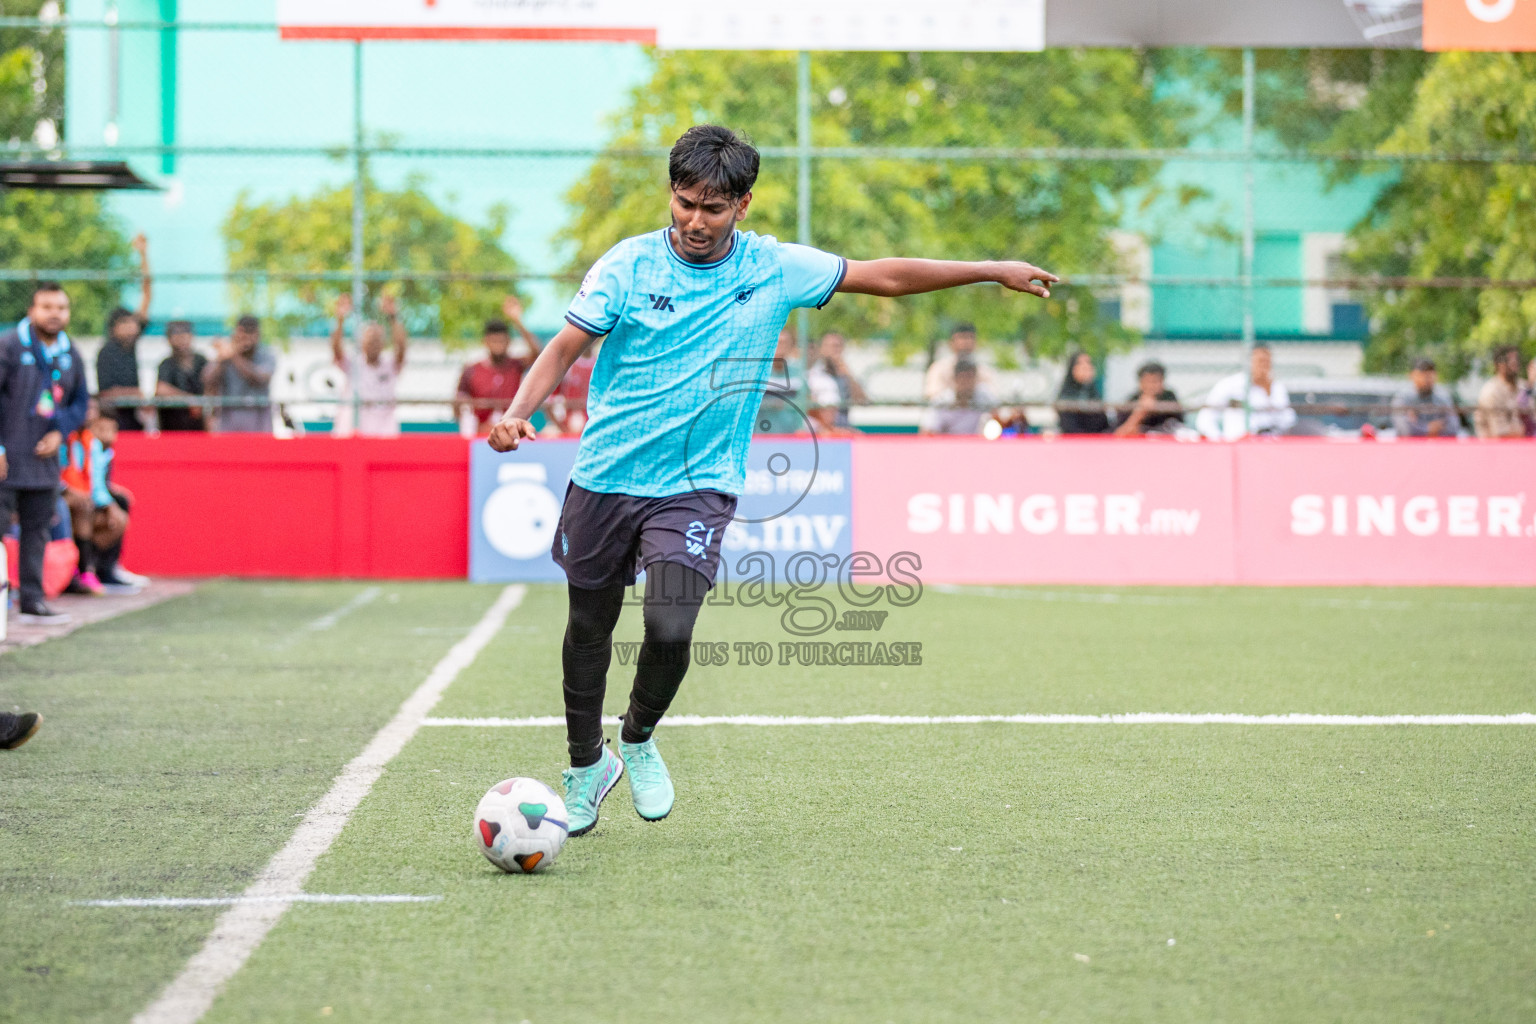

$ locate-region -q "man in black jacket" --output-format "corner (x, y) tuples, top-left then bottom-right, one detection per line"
(0, 282), (90, 623)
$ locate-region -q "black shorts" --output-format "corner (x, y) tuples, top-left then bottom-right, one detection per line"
(552, 482), (737, 591)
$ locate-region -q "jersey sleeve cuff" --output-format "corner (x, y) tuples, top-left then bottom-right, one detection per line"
(813, 257), (848, 310)
(564, 311), (612, 336)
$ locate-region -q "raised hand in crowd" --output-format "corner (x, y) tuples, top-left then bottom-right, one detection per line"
(502, 295), (543, 359)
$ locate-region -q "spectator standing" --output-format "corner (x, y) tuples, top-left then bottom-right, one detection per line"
(923, 323), (996, 401)
(921, 359), (995, 435)
(455, 298), (543, 435)
(0, 282), (90, 623)
(1113, 361), (1183, 437)
(1391, 357), (1460, 438)
(331, 292), (408, 438)
(1197, 344), (1296, 439)
(805, 332), (867, 429)
(95, 233), (153, 432)
(155, 320), (208, 431)
(1056, 351), (1109, 434)
(755, 326), (807, 435)
(1473, 345), (1526, 439)
(203, 315), (276, 434)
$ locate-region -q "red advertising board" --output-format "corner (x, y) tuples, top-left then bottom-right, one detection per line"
(112, 435), (1535, 586)
(113, 434), (471, 579)
(1235, 441), (1536, 585)
(850, 437), (1238, 585)
(850, 438), (1536, 586)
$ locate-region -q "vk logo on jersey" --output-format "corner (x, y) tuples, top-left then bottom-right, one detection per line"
(734, 288), (755, 305)
(647, 294), (676, 312)
(684, 521), (715, 558)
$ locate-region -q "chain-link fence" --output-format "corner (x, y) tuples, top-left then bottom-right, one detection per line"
(1, 12), (1532, 433)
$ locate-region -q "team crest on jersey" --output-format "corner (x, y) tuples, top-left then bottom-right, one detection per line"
(684, 520), (715, 558)
(734, 288), (755, 305)
(577, 256), (605, 299)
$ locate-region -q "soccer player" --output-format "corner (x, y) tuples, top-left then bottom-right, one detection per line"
(488, 125), (1057, 836)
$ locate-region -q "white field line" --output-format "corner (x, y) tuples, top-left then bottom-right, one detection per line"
(306, 586), (382, 631)
(77, 894), (441, 908)
(423, 713), (1536, 728)
(134, 584), (524, 1024)
(271, 586), (382, 650)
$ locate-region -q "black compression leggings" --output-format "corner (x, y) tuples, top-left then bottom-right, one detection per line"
(562, 561), (710, 767)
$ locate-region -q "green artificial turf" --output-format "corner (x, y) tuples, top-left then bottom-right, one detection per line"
(0, 581), (506, 1024)
(3, 582), (1534, 1023)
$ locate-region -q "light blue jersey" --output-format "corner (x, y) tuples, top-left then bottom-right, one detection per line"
(565, 228), (845, 497)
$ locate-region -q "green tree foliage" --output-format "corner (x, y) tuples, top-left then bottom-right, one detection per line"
(0, 0), (63, 137)
(561, 50), (1187, 358)
(1178, 48), (1536, 375)
(0, 189), (135, 329)
(1175, 48), (1429, 156)
(0, 9), (132, 329)
(222, 173), (521, 343)
(1348, 52), (1536, 375)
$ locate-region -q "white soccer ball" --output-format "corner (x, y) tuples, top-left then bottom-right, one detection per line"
(474, 777), (569, 874)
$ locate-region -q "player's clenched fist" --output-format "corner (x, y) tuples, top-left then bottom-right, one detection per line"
(488, 416), (537, 452)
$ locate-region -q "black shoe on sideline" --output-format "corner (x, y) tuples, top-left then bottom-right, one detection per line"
(17, 601), (71, 625)
(0, 712), (43, 749)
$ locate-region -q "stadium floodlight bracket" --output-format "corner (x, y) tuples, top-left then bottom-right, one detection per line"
(0, 161), (159, 192)
(1341, 0), (1424, 47)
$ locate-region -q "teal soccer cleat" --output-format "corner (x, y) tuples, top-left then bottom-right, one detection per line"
(618, 736), (675, 822)
(561, 745), (624, 837)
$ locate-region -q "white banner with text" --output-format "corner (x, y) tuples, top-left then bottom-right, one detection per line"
(277, 0), (1045, 51)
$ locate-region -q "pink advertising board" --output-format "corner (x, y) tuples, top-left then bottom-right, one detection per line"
(850, 438), (1237, 585)
(849, 438), (1536, 586)
(1235, 441), (1536, 585)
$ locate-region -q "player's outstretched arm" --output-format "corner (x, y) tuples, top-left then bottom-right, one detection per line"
(487, 322), (598, 452)
(838, 258), (1058, 299)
